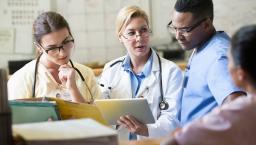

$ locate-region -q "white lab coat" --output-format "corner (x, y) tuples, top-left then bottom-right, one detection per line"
(99, 50), (183, 140)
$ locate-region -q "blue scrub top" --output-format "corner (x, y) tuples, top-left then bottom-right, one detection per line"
(179, 31), (242, 126)
(122, 53), (153, 97)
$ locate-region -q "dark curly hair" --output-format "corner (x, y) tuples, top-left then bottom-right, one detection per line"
(174, 0), (214, 21)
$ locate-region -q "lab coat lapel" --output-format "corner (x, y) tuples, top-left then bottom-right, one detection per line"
(136, 50), (160, 103)
(118, 68), (132, 98)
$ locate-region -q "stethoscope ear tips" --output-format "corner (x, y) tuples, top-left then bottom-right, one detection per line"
(159, 101), (169, 110)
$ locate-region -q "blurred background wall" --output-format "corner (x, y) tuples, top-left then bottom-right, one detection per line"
(0, 0), (255, 73)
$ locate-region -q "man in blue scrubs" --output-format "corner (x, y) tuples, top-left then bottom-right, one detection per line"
(167, 0), (245, 126)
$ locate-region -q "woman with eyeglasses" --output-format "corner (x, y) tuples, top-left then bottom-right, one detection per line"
(8, 11), (101, 103)
(99, 6), (183, 140)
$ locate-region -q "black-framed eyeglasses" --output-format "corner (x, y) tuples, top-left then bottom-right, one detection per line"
(122, 27), (152, 40)
(36, 36), (75, 55)
(167, 18), (207, 35)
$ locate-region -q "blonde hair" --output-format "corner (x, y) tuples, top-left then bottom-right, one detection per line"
(116, 5), (149, 37)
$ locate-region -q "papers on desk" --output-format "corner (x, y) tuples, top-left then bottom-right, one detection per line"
(13, 119), (118, 145)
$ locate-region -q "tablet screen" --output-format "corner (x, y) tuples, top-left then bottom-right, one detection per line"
(95, 98), (155, 125)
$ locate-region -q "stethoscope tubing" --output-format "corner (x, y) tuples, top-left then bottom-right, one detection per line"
(32, 53), (93, 102)
(101, 50), (169, 110)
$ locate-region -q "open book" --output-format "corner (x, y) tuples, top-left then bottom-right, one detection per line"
(13, 119), (118, 145)
(10, 97), (107, 125)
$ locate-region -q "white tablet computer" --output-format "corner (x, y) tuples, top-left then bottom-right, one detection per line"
(95, 98), (155, 125)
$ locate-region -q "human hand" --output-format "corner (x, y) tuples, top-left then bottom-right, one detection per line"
(117, 115), (149, 136)
(58, 64), (76, 89)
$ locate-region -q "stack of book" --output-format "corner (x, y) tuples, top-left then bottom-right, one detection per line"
(0, 69), (13, 145)
(13, 119), (118, 145)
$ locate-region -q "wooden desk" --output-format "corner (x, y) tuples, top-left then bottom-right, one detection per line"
(119, 138), (162, 145)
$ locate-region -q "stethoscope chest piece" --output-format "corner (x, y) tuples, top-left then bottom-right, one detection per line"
(155, 52), (169, 110)
(159, 100), (169, 110)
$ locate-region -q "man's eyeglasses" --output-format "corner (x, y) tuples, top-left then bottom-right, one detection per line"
(36, 36), (74, 55)
(122, 27), (152, 40)
(167, 18), (207, 35)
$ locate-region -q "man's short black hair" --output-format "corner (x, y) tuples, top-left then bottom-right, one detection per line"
(174, 0), (214, 21)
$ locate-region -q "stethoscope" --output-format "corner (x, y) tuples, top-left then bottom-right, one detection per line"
(156, 52), (169, 110)
(100, 51), (169, 110)
(32, 53), (93, 102)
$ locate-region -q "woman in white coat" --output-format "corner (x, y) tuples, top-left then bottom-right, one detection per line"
(99, 6), (183, 140)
